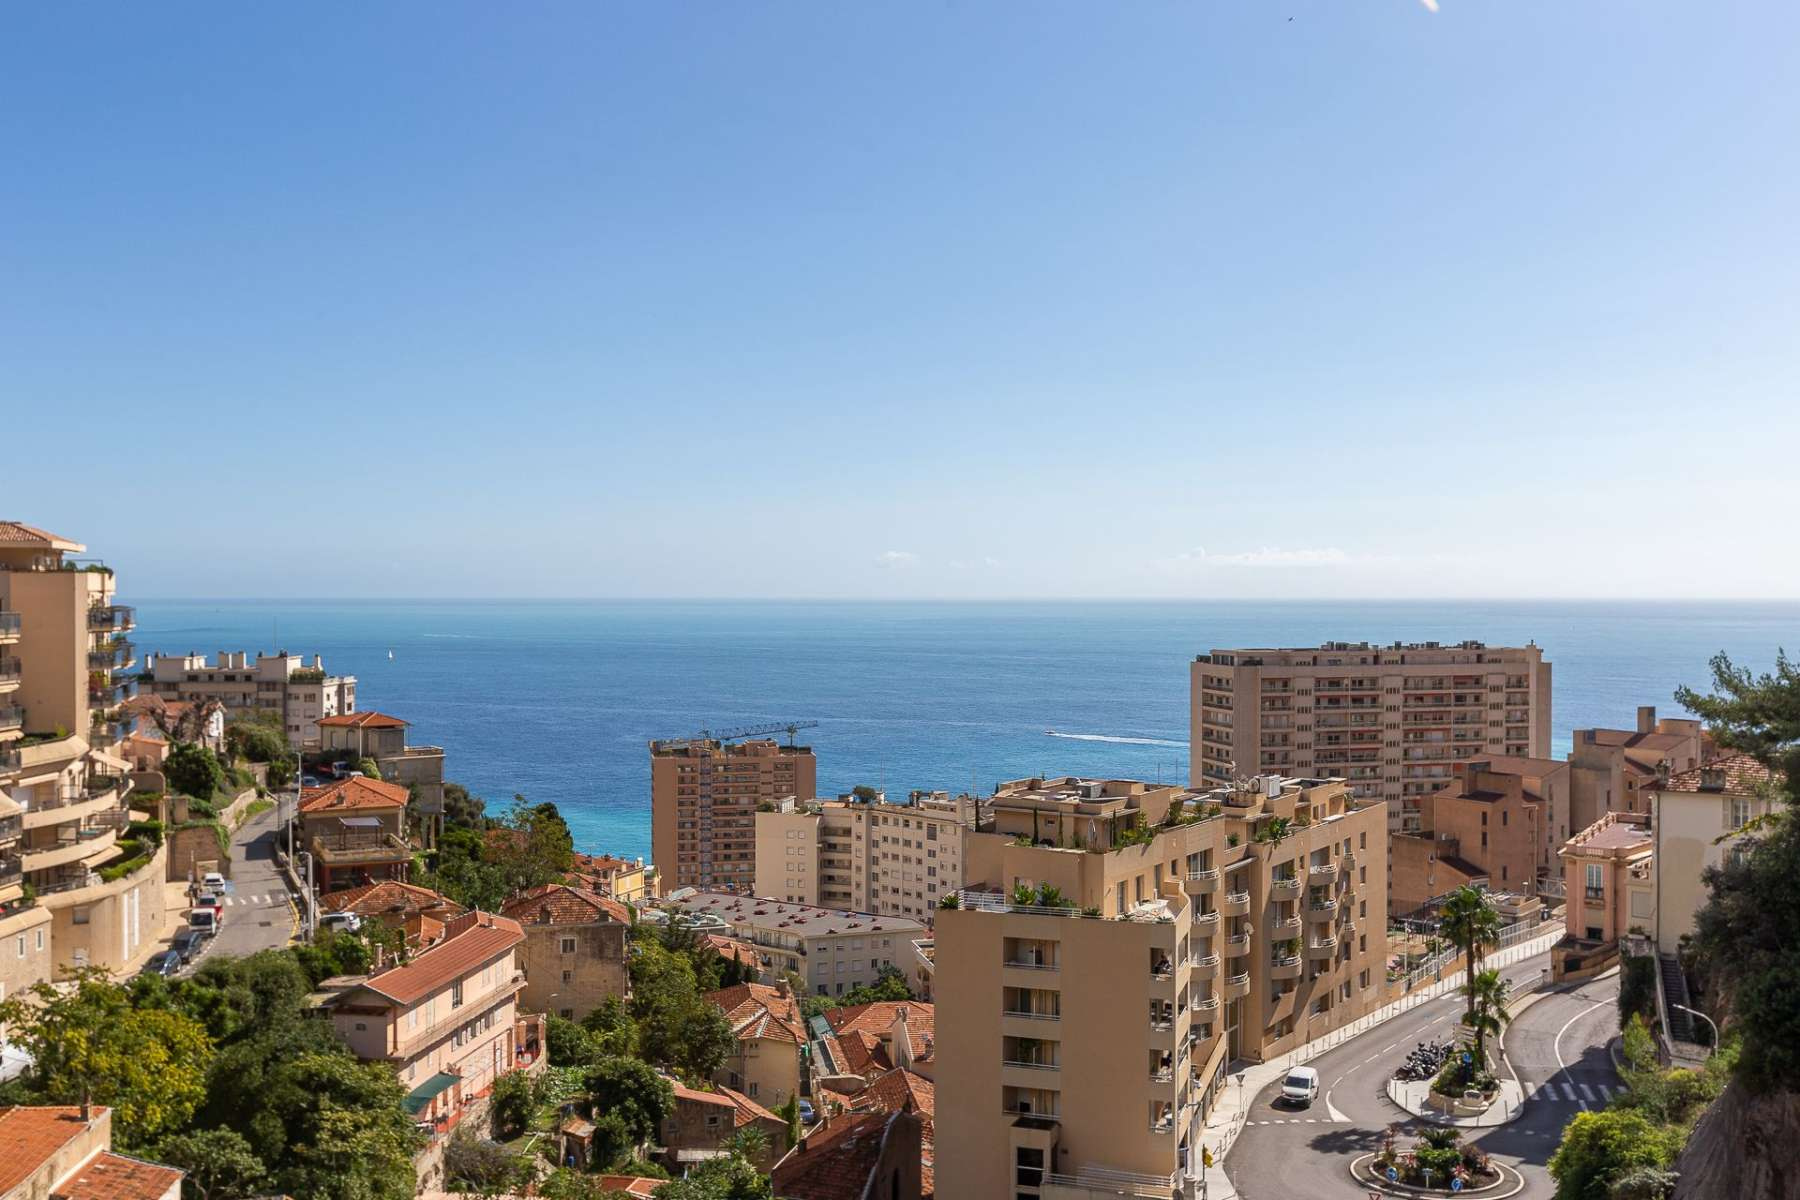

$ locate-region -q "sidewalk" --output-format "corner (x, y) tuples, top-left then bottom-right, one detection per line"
(1192, 925), (1563, 1198)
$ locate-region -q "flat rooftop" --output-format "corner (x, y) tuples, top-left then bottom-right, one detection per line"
(667, 892), (926, 936)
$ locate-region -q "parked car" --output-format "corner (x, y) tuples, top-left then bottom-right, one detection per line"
(171, 928), (204, 963)
(319, 911), (362, 934)
(301, 775), (322, 789)
(188, 909), (218, 937)
(797, 1100), (816, 1126)
(143, 950), (182, 977)
(1281, 1066), (1320, 1107)
(202, 871), (226, 891)
(193, 892), (221, 914)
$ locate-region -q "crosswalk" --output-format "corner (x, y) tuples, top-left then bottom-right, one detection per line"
(1246, 1116), (1348, 1126)
(1522, 1080), (1619, 1104)
(211, 893), (295, 906)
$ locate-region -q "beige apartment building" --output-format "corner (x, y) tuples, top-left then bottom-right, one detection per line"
(500, 883), (631, 1021)
(0, 523), (166, 986)
(662, 892), (926, 999)
(1192, 641), (1551, 833)
(755, 790), (976, 921)
(706, 980), (808, 1106)
(1551, 811), (1653, 981)
(317, 711), (447, 846)
(1389, 756), (1567, 914)
(140, 649), (355, 747)
(1645, 751), (1775, 958)
(651, 738), (817, 893)
(1567, 706), (1708, 835)
(933, 774), (1388, 1200)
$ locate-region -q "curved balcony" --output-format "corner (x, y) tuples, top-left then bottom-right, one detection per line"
(1222, 972), (1251, 1000)
(1307, 936), (1339, 961)
(1189, 953), (1219, 980)
(1270, 914), (1301, 934)
(1184, 868), (1220, 894)
(1270, 955), (1302, 981)
(1270, 876), (1301, 896)
(1219, 891), (1251, 918)
(1309, 862), (1339, 884)
(1190, 992), (1219, 1014)
(22, 787), (124, 831)
(1190, 909), (1220, 931)
(1223, 932), (1250, 957)
(1308, 898), (1339, 921)
(23, 827), (118, 874)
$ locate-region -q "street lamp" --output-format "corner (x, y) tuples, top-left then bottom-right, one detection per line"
(1671, 1004), (1719, 1056)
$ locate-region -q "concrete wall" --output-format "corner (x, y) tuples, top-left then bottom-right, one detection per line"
(45, 842), (170, 978)
(0, 903), (54, 1001)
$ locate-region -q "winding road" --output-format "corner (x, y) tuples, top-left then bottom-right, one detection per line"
(1223, 954), (1621, 1199)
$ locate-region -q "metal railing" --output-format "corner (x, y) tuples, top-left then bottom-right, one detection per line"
(0, 612), (20, 638)
(0, 706), (23, 732)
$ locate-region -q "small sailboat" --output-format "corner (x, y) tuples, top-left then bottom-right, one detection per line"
(387, 649), (395, 660)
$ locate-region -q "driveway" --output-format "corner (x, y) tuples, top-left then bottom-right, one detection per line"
(182, 800), (300, 970)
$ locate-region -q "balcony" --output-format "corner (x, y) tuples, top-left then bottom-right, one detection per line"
(1308, 862), (1339, 885)
(88, 640), (136, 672)
(1190, 992), (1219, 1013)
(0, 658), (19, 691)
(1190, 909), (1219, 931)
(23, 826), (118, 873)
(1219, 891), (1251, 917)
(0, 856), (22, 888)
(1224, 932), (1250, 956)
(87, 605), (135, 632)
(1270, 876), (1301, 895)
(1189, 953), (1219, 980)
(0, 612), (20, 642)
(1184, 868), (1220, 894)
(1308, 899), (1338, 921)
(1223, 972), (1251, 1000)
(310, 831), (411, 866)
(0, 707), (22, 734)
(1307, 936), (1339, 961)
(1270, 914), (1300, 934)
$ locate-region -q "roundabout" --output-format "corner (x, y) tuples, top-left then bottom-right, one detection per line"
(1350, 1153), (1525, 1199)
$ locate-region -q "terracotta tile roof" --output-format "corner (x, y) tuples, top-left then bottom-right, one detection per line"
(1663, 750), (1780, 795)
(321, 880), (462, 918)
(669, 1079), (737, 1109)
(593, 1177), (661, 1198)
(500, 883), (631, 927)
(771, 1110), (908, 1200)
(0, 1105), (105, 1194)
(571, 852), (637, 875)
(316, 711), (408, 729)
(701, 933), (762, 968)
(667, 1079), (781, 1128)
(824, 1001), (934, 1057)
(706, 983), (806, 1046)
(848, 1069), (935, 1196)
(833, 1029), (890, 1075)
(354, 912), (523, 1005)
(0, 521), (81, 549)
(56, 1152), (183, 1200)
(299, 775), (410, 813)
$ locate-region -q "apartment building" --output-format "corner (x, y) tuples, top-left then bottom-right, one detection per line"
(1551, 811), (1653, 981)
(1646, 751), (1776, 958)
(1389, 756), (1567, 914)
(1568, 706), (1708, 834)
(0, 1106), (182, 1200)
(706, 980), (808, 1106)
(500, 883), (631, 1021)
(933, 774), (1388, 1200)
(1191, 641), (1551, 833)
(0, 523), (167, 984)
(662, 892), (926, 998)
(651, 737), (817, 893)
(756, 790), (976, 921)
(317, 711), (446, 847)
(570, 851), (658, 902)
(298, 775), (412, 892)
(139, 650), (355, 747)
(321, 910), (530, 1185)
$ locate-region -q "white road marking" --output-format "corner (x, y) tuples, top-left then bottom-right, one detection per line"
(1579, 1083), (1596, 1101)
(1381, 1043), (1398, 1053)
(1560, 1082), (1577, 1101)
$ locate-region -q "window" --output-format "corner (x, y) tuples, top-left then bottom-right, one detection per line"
(1585, 863), (1605, 900)
(1730, 797), (1753, 829)
(451, 980), (464, 1008)
(13, 935), (20, 958)
(562, 970), (574, 983)
(72, 908), (90, 926)
(560, 936), (578, 954)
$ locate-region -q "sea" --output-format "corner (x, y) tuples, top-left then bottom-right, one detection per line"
(129, 600), (1799, 860)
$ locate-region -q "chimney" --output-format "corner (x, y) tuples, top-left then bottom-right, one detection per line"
(1638, 706), (1657, 734)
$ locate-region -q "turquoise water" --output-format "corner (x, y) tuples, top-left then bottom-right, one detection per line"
(130, 600), (1798, 859)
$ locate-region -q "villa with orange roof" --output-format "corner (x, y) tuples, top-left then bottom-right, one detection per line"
(816, 1000), (935, 1082)
(0, 1105), (183, 1200)
(706, 980), (808, 1105)
(660, 1076), (790, 1171)
(499, 883), (631, 1020)
(317, 710), (447, 847)
(299, 775), (413, 892)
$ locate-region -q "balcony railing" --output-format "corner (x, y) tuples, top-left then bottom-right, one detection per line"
(0, 706), (23, 733)
(310, 832), (411, 864)
(0, 857), (21, 886)
(1003, 958), (1058, 971)
(1002, 1058), (1060, 1071)
(1002, 1008), (1060, 1022)
(88, 605), (135, 631)
(1270, 876), (1300, 893)
(0, 659), (20, 685)
(0, 612), (20, 638)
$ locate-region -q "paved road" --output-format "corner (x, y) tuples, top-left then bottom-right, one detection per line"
(184, 801), (300, 971)
(1224, 953), (1620, 1199)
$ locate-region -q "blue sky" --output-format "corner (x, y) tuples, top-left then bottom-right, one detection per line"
(4, 3), (1797, 599)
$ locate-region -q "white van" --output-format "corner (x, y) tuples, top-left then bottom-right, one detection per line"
(188, 908), (219, 938)
(1281, 1066), (1320, 1107)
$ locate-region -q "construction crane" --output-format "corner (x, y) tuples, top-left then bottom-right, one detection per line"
(651, 720), (819, 754)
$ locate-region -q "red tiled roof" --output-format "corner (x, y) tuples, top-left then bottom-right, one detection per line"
(702, 933), (762, 968)
(848, 1069), (935, 1195)
(824, 1001), (934, 1054)
(317, 711), (408, 729)
(56, 1152), (183, 1200)
(771, 1111), (905, 1200)
(356, 912), (523, 1005)
(321, 880), (462, 919)
(0, 521), (81, 549)
(667, 1079), (780, 1128)
(500, 883), (631, 927)
(1663, 750), (1780, 795)
(594, 1177), (661, 1198)
(0, 1106), (105, 1195)
(706, 983), (806, 1046)
(299, 775), (410, 813)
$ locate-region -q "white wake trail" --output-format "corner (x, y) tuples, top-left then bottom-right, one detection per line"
(1045, 732), (1187, 748)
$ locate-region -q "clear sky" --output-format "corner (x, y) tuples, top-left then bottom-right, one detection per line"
(5, 3), (1797, 600)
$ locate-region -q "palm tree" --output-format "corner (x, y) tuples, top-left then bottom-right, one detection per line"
(1257, 815), (1293, 847)
(725, 1124), (770, 1164)
(1464, 967), (1511, 1070)
(1438, 885), (1501, 1027)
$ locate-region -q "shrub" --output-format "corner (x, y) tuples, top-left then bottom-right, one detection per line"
(1619, 954), (1657, 1024)
(165, 743), (225, 803)
(125, 819), (164, 847)
(1549, 1109), (1681, 1200)
(1414, 1146), (1461, 1178)
(490, 1070), (537, 1139)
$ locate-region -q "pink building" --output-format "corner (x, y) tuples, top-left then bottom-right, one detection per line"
(324, 910), (527, 1138)
(1552, 811), (1652, 980)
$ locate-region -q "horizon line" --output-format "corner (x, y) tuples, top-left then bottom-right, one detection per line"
(123, 594), (1800, 605)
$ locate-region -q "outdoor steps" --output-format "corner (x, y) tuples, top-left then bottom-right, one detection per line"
(1659, 953), (1695, 1042)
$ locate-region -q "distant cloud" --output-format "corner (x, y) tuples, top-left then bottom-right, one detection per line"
(876, 550), (920, 569)
(948, 556), (1006, 570)
(1420, 0), (1439, 11)
(1156, 545), (1352, 570)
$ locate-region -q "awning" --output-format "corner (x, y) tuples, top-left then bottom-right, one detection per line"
(92, 749), (131, 772)
(402, 1072), (460, 1115)
(337, 816), (382, 828)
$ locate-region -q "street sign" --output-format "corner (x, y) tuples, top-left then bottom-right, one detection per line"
(1452, 1179), (1464, 1192)
(1461, 1052), (1472, 1065)
(1386, 1167), (1399, 1181)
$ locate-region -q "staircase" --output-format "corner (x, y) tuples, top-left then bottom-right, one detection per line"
(1659, 954), (1695, 1042)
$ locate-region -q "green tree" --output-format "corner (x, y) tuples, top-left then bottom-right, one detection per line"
(1673, 651), (1800, 1093)
(654, 1155), (770, 1200)
(265, 755), (296, 791)
(546, 1014), (599, 1067)
(723, 1124), (770, 1165)
(443, 1128), (525, 1195)
(247, 1051), (421, 1200)
(628, 937), (734, 1078)
(225, 720), (290, 765)
(586, 1111), (637, 1173)
(1549, 1109), (1681, 1200)
(294, 929), (375, 986)
(490, 1069), (537, 1139)
(166, 742), (227, 802)
(583, 1056), (675, 1146)
(1438, 885), (1502, 1028)
(0, 971), (212, 1148)
(153, 1129), (269, 1200)
(1464, 967), (1511, 1071)
(355, 757), (382, 780)
(580, 995), (641, 1058)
